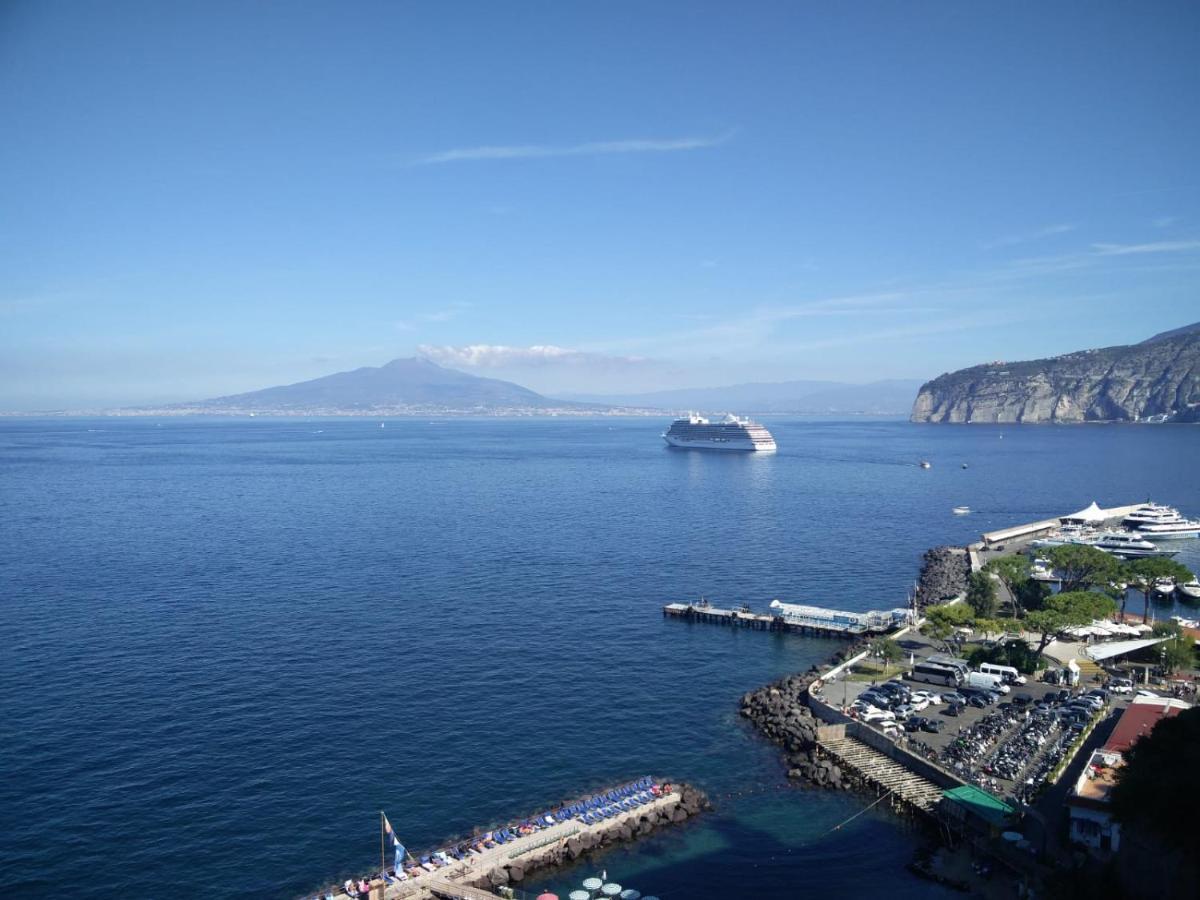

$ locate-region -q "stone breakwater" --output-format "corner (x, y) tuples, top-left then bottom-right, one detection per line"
(740, 672), (853, 791)
(915, 546), (969, 608)
(469, 785), (711, 892)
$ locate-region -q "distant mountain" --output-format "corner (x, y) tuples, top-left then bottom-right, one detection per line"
(912, 323), (1200, 424)
(175, 358), (594, 414)
(560, 378), (924, 414)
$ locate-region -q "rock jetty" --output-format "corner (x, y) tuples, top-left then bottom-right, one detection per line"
(916, 546), (969, 607)
(740, 672), (852, 790)
(466, 785), (710, 891)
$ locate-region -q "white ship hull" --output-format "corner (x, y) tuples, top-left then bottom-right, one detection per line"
(663, 434), (776, 452)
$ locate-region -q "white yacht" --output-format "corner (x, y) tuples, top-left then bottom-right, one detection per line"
(1029, 524), (1100, 549)
(662, 414), (777, 452)
(1090, 531), (1179, 559)
(1178, 580), (1200, 601)
(1123, 503), (1200, 536)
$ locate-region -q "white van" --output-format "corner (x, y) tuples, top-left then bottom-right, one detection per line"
(979, 662), (1027, 686)
(966, 671), (1010, 694)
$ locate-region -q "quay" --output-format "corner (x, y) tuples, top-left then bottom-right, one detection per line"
(662, 599), (913, 637)
(320, 780), (706, 900)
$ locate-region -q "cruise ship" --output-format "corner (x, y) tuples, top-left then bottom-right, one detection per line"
(662, 414), (777, 452)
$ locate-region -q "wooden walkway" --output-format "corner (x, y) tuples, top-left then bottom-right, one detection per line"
(818, 735), (946, 815)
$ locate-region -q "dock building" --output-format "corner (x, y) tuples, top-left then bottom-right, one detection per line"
(1067, 696), (1191, 853)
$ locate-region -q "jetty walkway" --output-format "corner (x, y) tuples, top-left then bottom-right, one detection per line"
(332, 790), (685, 900)
(663, 600), (912, 637)
(816, 731), (946, 816)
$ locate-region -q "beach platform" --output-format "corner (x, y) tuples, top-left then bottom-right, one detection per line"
(324, 789), (687, 900)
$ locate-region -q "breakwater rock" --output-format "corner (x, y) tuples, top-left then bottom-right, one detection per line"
(469, 785), (710, 890)
(916, 546), (969, 607)
(739, 673), (851, 790)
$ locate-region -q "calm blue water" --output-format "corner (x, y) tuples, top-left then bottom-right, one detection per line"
(2, 417), (1197, 899)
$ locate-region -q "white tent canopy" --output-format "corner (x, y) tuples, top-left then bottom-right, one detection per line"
(1085, 637), (1168, 662)
(1062, 501), (1107, 524)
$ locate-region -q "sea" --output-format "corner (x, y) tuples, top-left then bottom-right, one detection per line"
(2, 417), (1198, 899)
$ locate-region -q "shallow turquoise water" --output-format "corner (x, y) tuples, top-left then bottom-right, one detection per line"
(1, 417), (1196, 897)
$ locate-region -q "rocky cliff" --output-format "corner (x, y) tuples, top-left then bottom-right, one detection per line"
(911, 323), (1200, 423)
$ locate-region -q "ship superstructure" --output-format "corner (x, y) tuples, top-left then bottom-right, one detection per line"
(662, 414), (777, 452)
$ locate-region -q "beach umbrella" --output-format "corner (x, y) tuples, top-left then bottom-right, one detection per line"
(537, 894), (559, 900)
(601, 884), (622, 897)
(569, 892), (590, 900)
(619, 891), (641, 900)
(582, 878), (604, 891)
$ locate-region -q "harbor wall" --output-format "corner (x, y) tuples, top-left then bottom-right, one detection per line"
(806, 696), (965, 790)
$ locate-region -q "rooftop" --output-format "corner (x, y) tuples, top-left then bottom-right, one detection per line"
(1104, 697), (1191, 754)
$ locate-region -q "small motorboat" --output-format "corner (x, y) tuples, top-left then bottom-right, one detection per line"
(1177, 579), (1200, 601)
(919, 460), (932, 469)
(1153, 577), (1176, 597)
(961, 463), (968, 469)
(953, 506), (970, 515)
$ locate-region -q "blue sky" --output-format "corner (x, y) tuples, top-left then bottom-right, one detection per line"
(2, 1), (1199, 408)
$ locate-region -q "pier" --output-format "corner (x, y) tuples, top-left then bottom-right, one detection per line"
(662, 599), (913, 637)
(814, 727), (948, 817)
(320, 781), (706, 900)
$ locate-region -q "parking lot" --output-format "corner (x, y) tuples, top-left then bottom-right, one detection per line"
(834, 672), (1133, 801)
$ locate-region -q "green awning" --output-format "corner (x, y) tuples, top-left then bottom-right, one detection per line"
(942, 785), (1015, 828)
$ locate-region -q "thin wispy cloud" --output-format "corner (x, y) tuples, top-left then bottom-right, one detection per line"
(1092, 239), (1200, 256)
(1153, 216), (1178, 229)
(418, 344), (648, 369)
(981, 223), (1075, 250)
(412, 130), (736, 166)
(395, 303), (471, 331)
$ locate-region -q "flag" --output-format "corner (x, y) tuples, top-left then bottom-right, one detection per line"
(383, 813), (406, 870)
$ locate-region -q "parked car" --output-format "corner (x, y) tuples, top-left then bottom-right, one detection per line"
(920, 718), (944, 733)
(904, 717), (924, 732)
(893, 703), (916, 719)
(967, 695), (988, 709)
(909, 697), (930, 712)
(1136, 689), (1160, 698)
(1012, 694), (1033, 707)
(941, 692), (966, 706)
(944, 703), (964, 717)
(862, 709), (896, 724)
(1108, 679), (1133, 694)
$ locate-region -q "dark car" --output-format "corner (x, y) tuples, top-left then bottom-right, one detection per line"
(920, 718), (944, 733)
(1012, 694), (1033, 707)
(998, 702), (1013, 712)
(945, 703), (965, 717)
(967, 695), (988, 709)
(904, 717), (924, 732)
(1056, 690), (1071, 703)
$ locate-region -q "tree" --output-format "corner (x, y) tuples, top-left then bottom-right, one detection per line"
(1110, 708), (1200, 851)
(1161, 632), (1196, 674)
(966, 570), (999, 618)
(921, 603), (974, 650)
(1014, 577), (1051, 613)
(870, 637), (903, 674)
(983, 555), (1034, 616)
(1023, 590), (1118, 657)
(1123, 557), (1197, 623)
(1041, 544), (1122, 593)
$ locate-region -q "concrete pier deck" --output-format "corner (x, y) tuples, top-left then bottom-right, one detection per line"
(327, 790), (686, 900)
(663, 600), (910, 637)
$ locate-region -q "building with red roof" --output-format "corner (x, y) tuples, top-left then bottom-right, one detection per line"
(1068, 697), (1190, 853)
